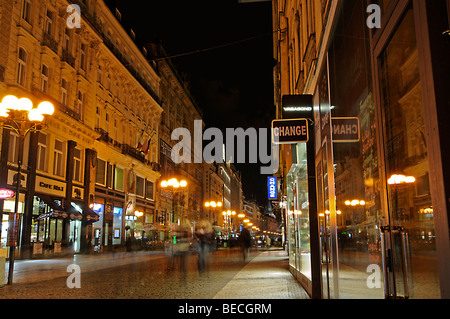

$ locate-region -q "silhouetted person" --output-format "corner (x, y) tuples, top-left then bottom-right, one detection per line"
(239, 227), (251, 262)
(195, 219), (214, 275)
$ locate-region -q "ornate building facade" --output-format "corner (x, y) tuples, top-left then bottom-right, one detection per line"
(0, 0), (163, 257)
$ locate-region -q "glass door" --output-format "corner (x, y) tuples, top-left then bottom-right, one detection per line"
(378, 3), (440, 299)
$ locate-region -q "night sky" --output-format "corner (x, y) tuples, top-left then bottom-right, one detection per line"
(105, 0), (275, 205)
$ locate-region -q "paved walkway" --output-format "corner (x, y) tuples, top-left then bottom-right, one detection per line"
(3, 251), (166, 285)
(213, 249), (310, 299)
(2, 248), (310, 299)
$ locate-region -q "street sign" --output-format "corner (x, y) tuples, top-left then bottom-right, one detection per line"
(272, 118), (309, 144)
(331, 117), (360, 142)
(267, 177), (277, 200)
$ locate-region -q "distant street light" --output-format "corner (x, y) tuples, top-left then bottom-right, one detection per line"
(0, 94), (54, 285)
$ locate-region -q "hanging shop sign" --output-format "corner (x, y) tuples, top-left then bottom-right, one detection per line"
(331, 117), (360, 142)
(0, 189), (15, 200)
(267, 177), (277, 200)
(272, 118), (309, 144)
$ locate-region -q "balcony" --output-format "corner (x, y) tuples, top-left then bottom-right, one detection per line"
(121, 143), (146, 163)
(42, 33), (58, 54)
(61, 49), (76, 69)
(31, 87), (82, 122)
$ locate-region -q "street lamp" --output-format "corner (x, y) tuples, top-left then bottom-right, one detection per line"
(204, 201), (222, 208)
(0, 94), (54, 285)
(204, 200), (222, 225)
(160, 178), (187, 225)
(387, 173), (415, 223)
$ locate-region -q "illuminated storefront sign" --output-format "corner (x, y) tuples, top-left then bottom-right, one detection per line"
(272, 118), (309, 144)
(0, 189), (15, 200)
(267, 177), (277, 200)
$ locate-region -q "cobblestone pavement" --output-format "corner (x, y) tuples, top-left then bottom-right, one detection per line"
(0, 248), (309, 299)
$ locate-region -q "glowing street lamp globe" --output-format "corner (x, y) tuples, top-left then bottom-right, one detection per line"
(37, 101), (55, 116)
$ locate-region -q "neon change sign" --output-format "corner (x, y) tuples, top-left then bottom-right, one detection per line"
(267, 177), (277, 200)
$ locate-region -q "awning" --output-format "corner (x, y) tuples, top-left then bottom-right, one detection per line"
(63, 201), (83, 221)
(33, 195), (68, 221)
(71, 201), (100, 224)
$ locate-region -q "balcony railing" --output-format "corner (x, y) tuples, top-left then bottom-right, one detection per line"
(61, 49), (76, 68)
(42, 33), (58, 53)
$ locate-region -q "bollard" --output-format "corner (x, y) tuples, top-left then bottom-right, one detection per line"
(0, 248), (7, 287)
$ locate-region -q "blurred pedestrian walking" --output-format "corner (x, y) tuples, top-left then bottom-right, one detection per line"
(171, 217), (192, 280)
(238, 226), (251, 262)
(195, 219), (214, 275)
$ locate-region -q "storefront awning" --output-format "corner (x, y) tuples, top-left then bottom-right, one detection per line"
(63, 201), (83, 221)
(71, 201), (100, 224)
(33, 195), (68, 221)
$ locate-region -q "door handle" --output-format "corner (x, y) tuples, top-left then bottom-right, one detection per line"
(380, 229), (391, 298)
(400, 231), (411, 299)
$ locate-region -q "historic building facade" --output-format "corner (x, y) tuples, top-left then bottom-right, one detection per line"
(0, 0), (162, 257)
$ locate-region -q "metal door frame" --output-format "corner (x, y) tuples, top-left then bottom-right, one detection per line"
(370, 0), (450, 298)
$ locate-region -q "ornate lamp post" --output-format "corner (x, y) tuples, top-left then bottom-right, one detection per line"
(160, 178), (187, 226)
(0, 95), (54, 285)
(204, 200), (222, 224)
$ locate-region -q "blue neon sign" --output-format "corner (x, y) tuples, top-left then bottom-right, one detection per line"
(268, 177), (277, 200)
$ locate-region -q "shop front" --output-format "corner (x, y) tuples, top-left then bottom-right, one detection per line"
(91, 197), (124, 251)
(280, 0), (450, 299)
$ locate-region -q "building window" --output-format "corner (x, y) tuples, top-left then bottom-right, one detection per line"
(77, 91), (84, 117)
(41, 64), (49, 94)
(146, 180), (154, 200)
(96, 158), (106, 185)
(44, 9), (53, 35)
(22, 0), (32, 23)
(8, 131), (19, 164)
(61, 78), (68, 105)
(105, 112), (110, 132)
(113, 119), (118, 140)
(63, 28), (70, 51)
(17, 47), (27, 86)
(136, 176), (145, 197)
(97, 65), (102, 83)
(106, 163), (113, 189)
(114, 166), (124, 191)
(95, 106), (100, 128)
(80, 43), (87, 71)
(37, 132), (47, 172)
(53, 139), (65, 177)
(73, 148), (82, 182)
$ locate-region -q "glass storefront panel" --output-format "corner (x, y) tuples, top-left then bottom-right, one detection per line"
(2, 197), (24, 249)
(329, 0), (383, 299)
(113, 207), (123, 245)
(69, 220), (81, 253)
(287, 143), (312, 280)
(92, 203), (104, 248)
(379, 4), (440, 299)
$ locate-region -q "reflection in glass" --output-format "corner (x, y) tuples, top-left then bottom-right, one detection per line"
(287, 143), (311, 280)
(379, 5), (440, 299)
(329, 0), (383, 299)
